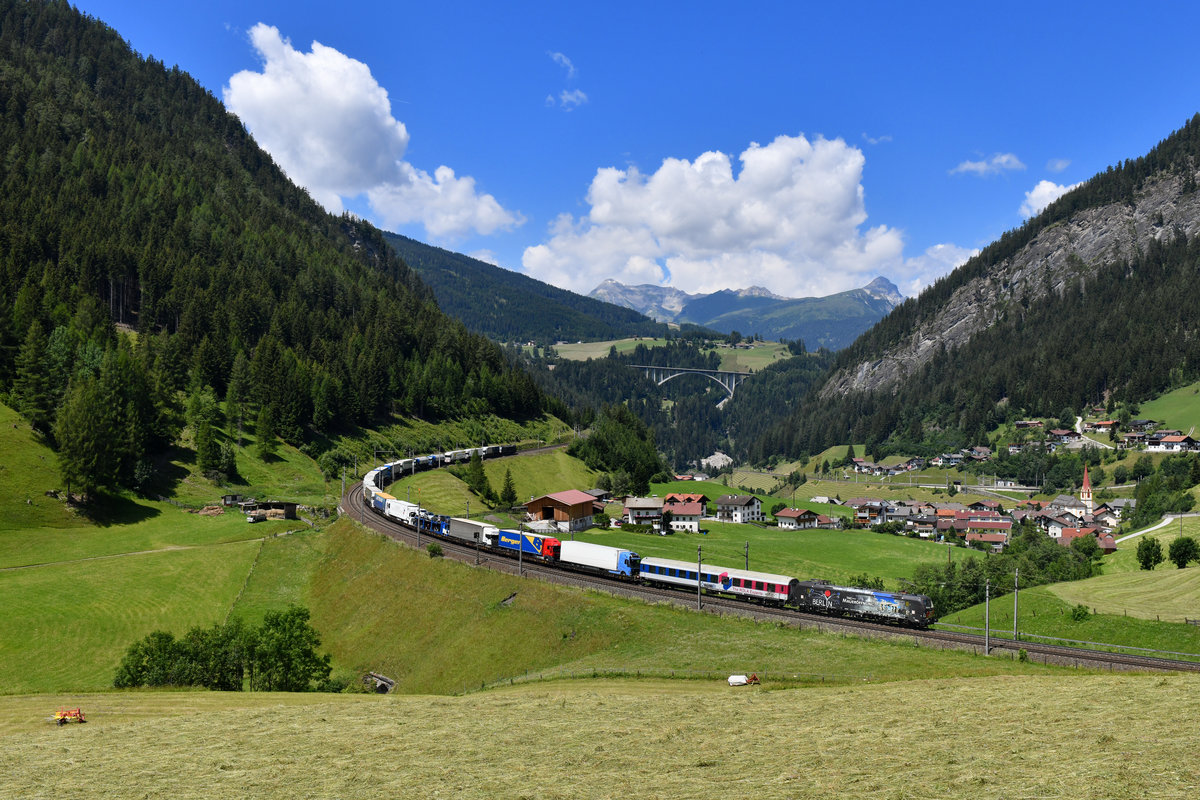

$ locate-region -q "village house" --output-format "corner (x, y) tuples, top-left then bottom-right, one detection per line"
(775, 507), (820, 529)
(1148, 434), (1198, 452)
(667, 501), (705, 533)
(1049, 428), (1080, 443)
(1057, 526), (1106, 548)
(664, 492), (708, 508)
(624, 496), (664, 526)
(904, 514), (938, 538)
(716, 494), (763, 523)
(966, 531), (1009, 552)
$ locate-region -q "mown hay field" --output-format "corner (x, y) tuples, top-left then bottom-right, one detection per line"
(2, 674), (1197, 799)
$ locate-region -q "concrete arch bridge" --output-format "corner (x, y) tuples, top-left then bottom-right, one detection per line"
(629, 364), (752, 399)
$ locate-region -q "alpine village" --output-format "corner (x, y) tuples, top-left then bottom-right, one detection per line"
(2, 2), (1200, 798)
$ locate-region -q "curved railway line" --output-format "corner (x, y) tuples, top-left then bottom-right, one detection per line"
(341, 480), (1200, 675)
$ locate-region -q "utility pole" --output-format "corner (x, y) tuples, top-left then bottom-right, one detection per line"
(984, 577), (990, 655)
(697, 545), (703, 611)
(518, 522), (523, 577)
(744, 541), (749, 571)
(1013, 568), (1019, 642)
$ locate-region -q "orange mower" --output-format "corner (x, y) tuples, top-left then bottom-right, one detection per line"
(51, 707), (86, 725)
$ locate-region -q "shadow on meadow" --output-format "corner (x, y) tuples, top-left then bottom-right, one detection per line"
(79, 492), (162, 527)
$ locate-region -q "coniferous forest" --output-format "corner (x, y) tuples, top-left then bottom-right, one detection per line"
(0, 0), (551, 496)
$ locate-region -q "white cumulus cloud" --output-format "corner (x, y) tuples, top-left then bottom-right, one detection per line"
(521, 134), (906, 297)
(951, 153), (1026, 176)
(1020, 179), (1081, 218)
(1046, 158), (1071, 173)
(224, 23), (521, 237)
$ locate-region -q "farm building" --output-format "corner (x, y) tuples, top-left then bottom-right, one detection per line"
(525, 490), (596, 533)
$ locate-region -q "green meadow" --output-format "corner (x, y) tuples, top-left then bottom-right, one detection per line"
(552, 337), (669, 360)
(1140, 380), (1200, 433)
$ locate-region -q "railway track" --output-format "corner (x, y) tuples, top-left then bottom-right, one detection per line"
(342, 485), (1200, 674)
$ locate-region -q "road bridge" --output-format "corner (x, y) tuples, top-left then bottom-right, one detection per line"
(629, 364), (752, 398)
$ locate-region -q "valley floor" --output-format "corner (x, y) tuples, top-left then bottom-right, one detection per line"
(1, 674), (1196, 799)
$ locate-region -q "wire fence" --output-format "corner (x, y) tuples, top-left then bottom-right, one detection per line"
(469, 665), (872, 694)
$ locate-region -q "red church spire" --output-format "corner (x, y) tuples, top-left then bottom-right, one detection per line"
(1082, 464), (1091, 493)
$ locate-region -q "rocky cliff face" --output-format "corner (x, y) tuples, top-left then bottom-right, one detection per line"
(588, 279), (698, 322)
(820, 173), (1200, 398)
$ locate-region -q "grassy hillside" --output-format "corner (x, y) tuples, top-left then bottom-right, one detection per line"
(939, 584), (1200, 659)
(937, 519), (1200, 656)
(0, 538), (261, 693)
(0, 404), (87, 533)
(308, 520), (1051, 694)
(3, 674), (1197, 798)
(1140, 380), (1200, 434)
(1035, 516), (1200, 622)
(483, 449), (600, 504)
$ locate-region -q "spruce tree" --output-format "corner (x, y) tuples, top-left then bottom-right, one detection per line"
(55, 375), (119, 500)
(14, 321), (52, 433)
(255, 404), (278, 461)
(499, 467), (517, 506)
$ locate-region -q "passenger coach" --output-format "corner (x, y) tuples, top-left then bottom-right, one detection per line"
(638, 557), (799, 606)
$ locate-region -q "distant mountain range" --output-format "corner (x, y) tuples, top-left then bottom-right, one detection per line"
(590, 277), (904, 350)
(383, 233), (666, 343)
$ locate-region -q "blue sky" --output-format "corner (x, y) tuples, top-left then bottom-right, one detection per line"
(74, 1), (1200, 299)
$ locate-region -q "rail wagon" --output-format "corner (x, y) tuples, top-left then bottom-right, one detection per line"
(385, 498), (419, 523)
(639, 558), (797, 605)
(447, 517), (498, 544)
(488, 529), (561, 559)
(370, 491), (395, 513)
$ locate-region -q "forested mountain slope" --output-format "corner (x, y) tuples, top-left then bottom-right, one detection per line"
(383, 233), (665, 343)
(0, 0), (547, 493)
(753, 114), (1200, 460)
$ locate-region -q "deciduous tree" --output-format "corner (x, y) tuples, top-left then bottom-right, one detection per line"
(1168, 536), (1199, 569)
(1136, 536), (1164, 570)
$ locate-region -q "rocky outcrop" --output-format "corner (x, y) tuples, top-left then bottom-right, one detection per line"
(821, 173), (1200, 398)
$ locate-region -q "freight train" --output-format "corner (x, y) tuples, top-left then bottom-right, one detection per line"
(360, 448), (935, 629)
